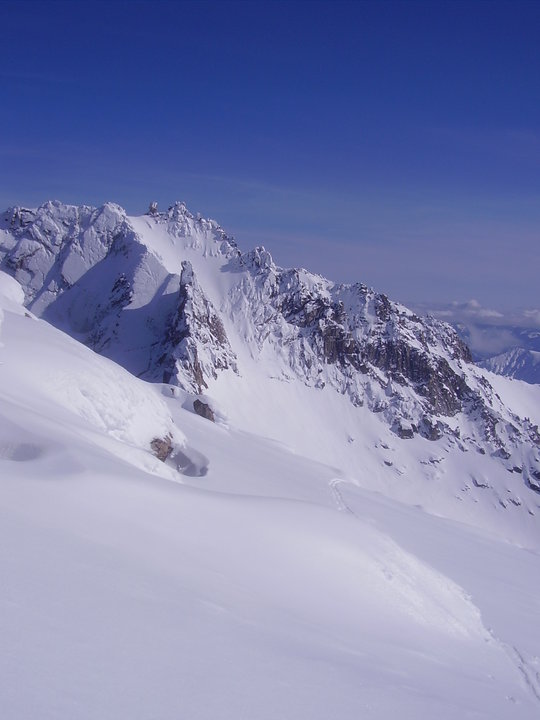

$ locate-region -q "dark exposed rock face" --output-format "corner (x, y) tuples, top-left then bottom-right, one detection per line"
(394, 420), (415, 439)
(264, 269), (474, 420)
(362, 340), (470, 416)
(419, 416), (443, 441)
(193, 399), (215, 422)
(530, 474), (540, 492)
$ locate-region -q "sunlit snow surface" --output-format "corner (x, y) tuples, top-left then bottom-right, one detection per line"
(1, 271), (539, 719)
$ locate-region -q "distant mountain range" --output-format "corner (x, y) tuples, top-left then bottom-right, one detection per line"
(479, 347), (540, 385)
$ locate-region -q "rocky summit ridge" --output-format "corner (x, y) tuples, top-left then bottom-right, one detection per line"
(1, 200), (540, 535)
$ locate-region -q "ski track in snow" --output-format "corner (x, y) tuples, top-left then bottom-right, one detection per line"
(329, 478), (357, 517)
(502, 644), (540, 703)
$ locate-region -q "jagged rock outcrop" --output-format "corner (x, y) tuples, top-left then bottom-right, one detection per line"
(156, 261), (237, 393)
(193, 399), (215, 422)
(150, 434), (174, 462)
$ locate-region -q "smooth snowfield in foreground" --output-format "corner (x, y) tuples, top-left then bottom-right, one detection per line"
(1, 272), (539, 719)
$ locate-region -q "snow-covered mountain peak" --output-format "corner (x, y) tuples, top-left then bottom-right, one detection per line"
(3, 199), (127, 232)
(240, 245), (276, 273)
(2, 199), (540, 542)
(165, 199), (192, 219)
(124, 202), (239, 278)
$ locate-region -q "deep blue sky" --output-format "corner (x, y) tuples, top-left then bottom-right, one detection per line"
(1, 0), (539, 310)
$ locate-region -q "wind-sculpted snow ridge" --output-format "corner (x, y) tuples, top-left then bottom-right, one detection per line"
(1, 200), (540, 542)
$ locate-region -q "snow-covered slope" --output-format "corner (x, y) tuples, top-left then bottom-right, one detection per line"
(1, 201), (540, 545)
(480, 347), (540, 385)
(1, 271), (540, 718)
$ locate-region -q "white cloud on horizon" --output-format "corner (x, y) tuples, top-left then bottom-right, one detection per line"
(415, 299), (540, 328)
(413, 300), (540, 357)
